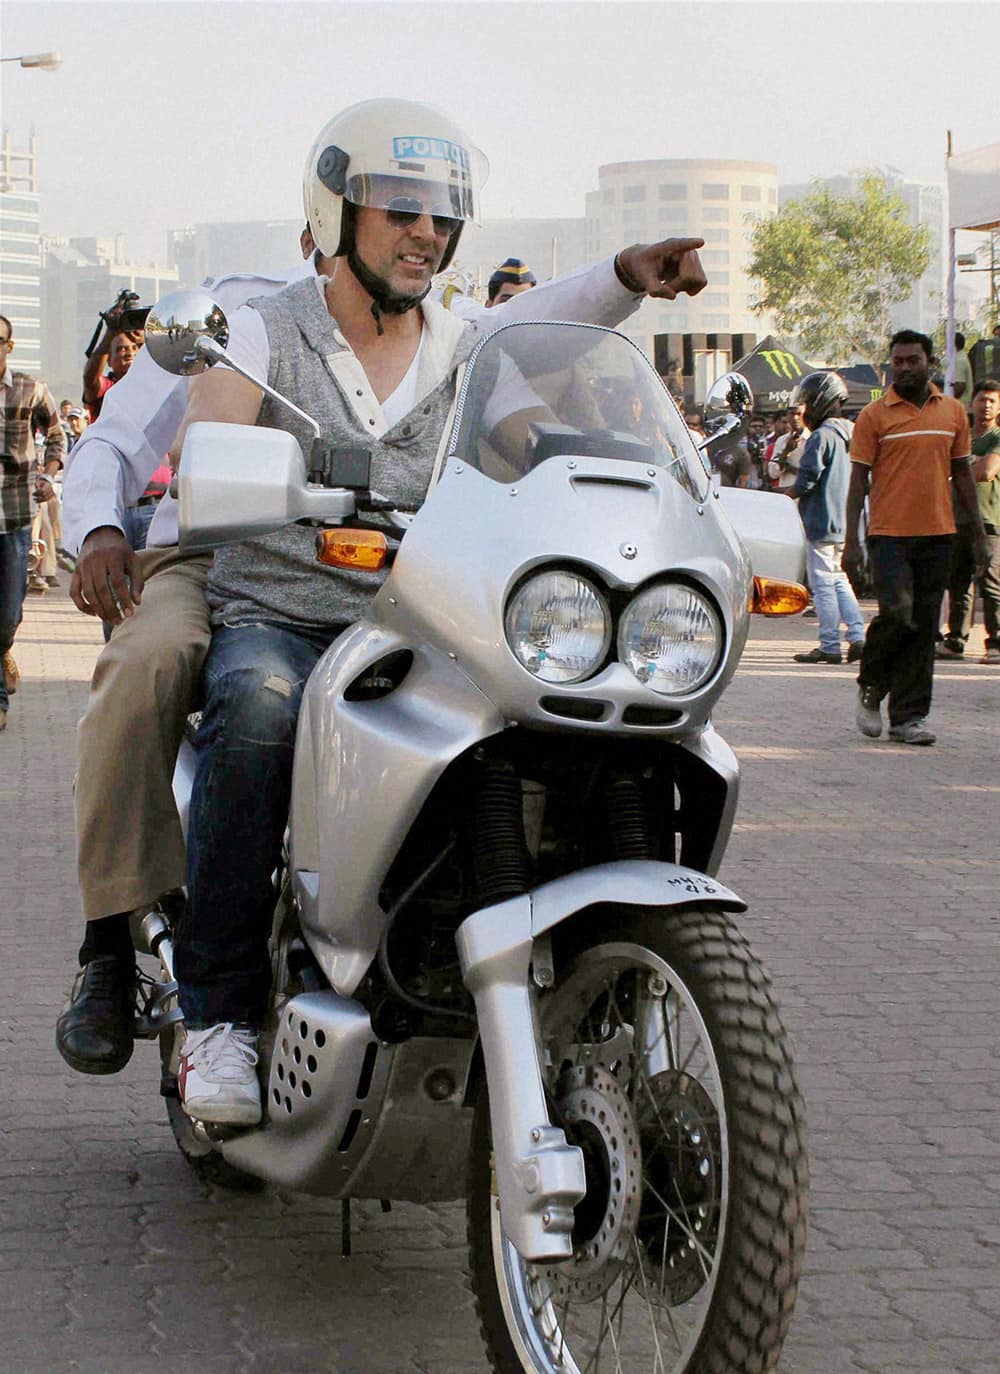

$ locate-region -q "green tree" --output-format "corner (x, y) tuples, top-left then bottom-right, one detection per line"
(747, 174), (930, 368)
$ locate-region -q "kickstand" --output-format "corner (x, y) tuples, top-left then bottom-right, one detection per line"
(341, 1197), (351, 1257)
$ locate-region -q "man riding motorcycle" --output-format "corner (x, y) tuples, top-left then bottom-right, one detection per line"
(56, 98), (708, 1116)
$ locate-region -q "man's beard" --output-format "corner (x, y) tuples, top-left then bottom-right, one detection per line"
(348, 248), (432, 336)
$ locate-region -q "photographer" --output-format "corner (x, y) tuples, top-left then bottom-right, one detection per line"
(82, 290), (147, 423)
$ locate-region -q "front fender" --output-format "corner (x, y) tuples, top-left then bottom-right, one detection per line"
(532, 859), (746, 937)
(458, 860), (746, 996)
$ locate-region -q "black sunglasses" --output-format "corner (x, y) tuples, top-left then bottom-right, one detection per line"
(385, 197), (460, 236)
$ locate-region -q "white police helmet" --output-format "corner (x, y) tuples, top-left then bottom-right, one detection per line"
(303, 98), (487, 271)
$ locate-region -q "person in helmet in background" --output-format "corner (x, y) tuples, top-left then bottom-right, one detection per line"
(786, 371), (867, 666)
(56, 97), (709, 1123)
(486, 257), (537, 306)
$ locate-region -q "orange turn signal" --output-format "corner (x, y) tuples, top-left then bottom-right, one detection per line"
(751, 577), (810, 616)
(315, 528), (388, 571)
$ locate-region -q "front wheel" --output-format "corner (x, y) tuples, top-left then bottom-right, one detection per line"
(467, 905), (808, 1373)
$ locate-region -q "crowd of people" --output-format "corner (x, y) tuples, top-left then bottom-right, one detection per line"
(0, 95), (998, 1127)
(677, 340), (1000, 704)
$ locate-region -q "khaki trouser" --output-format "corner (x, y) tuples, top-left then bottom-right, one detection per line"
(32, 495), (62, 577)
(75, 547), (212, 920)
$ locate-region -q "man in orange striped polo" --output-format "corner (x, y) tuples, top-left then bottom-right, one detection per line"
(842, 330), (987, 746)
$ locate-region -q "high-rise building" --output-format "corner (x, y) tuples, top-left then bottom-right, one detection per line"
(779, 171), (946, 336)
(584, 159), (779, 360)
(1, 131), (42, 377)
(42, 237), (178, 405)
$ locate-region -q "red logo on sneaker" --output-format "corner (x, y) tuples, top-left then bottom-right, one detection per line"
(178, 1052), (193, 1100)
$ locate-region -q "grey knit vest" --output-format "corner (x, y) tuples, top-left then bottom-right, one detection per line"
(206, 276), (477, 632)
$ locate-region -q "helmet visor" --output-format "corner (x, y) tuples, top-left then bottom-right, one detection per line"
(344, 150), (485, 225)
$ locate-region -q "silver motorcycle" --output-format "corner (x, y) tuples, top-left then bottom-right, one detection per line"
(136, 293), (809, 1374)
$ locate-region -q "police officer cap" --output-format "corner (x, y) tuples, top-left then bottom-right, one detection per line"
(488, 258), (537, 290)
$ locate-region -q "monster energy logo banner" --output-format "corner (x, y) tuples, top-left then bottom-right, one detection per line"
(759, 350), (804, 380)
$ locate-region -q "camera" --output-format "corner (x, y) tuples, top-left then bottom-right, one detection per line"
(747, 434), (765, 460)
(102, 289), (150, 336)
(85, 289), (151, 358)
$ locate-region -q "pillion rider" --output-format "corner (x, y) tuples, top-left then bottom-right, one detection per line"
(56, 97), (708, 1099)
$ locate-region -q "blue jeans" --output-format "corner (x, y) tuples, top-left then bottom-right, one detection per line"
(124, 502), (157, 551)
(859, 535), (952, 727)
(0, 525), (31, 712)
(806, 540), (865, 655)
(174, 622), (340, 1028)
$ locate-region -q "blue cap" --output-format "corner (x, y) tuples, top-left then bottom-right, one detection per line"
(488, 257), (537, 291)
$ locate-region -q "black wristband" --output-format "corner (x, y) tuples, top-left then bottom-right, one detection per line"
(613, 253), (645, 295)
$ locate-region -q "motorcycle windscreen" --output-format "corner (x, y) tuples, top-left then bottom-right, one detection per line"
(448, 321), (711, 503)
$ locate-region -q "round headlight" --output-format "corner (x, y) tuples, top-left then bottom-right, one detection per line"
(618, 582), (722, 695)
(505, 570), (611, 684)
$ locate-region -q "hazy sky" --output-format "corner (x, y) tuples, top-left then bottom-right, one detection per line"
(2, 0), (995, 266)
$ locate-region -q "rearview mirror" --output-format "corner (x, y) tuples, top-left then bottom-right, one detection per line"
(704, 372), (753, 423)
(144, 290), (230, 376)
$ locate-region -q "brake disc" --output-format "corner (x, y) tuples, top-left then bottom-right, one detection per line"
(536, 1064), (642, 1303)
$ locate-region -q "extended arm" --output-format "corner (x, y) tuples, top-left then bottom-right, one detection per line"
(82, 326), (115, 411)
(447, 239), (707, 332)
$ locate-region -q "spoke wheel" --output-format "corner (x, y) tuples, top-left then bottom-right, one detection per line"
(467, 905), (808, 1373)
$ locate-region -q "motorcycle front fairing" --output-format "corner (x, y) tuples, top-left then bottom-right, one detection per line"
(289, 322), (758, 997)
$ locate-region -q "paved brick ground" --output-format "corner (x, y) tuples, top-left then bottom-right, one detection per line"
(2, 584), (999, 1373)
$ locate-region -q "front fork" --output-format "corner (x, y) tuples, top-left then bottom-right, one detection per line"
(457, 894), (586, 1262)
(635, 970), (677, 1077)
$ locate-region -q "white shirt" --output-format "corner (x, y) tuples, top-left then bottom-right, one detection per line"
(768, 429), (811, 490)
(62, 253), (641, 552)
(61, 256), (320, 552)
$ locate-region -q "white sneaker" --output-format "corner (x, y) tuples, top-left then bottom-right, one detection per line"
(179, 1023), (261, 1126)
(887, 719), (936, 747)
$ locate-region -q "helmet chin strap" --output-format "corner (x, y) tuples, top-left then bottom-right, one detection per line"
(347, 248), (430, 336)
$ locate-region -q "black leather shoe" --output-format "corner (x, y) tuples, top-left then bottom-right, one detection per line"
(56, 956), (137, 1075)
(847, 640), (865, 664)
(793, 647), (842, 664)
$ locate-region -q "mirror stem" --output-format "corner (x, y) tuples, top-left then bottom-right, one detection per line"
(697, 414), (740, 451)
(196, 337), (322, 440)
